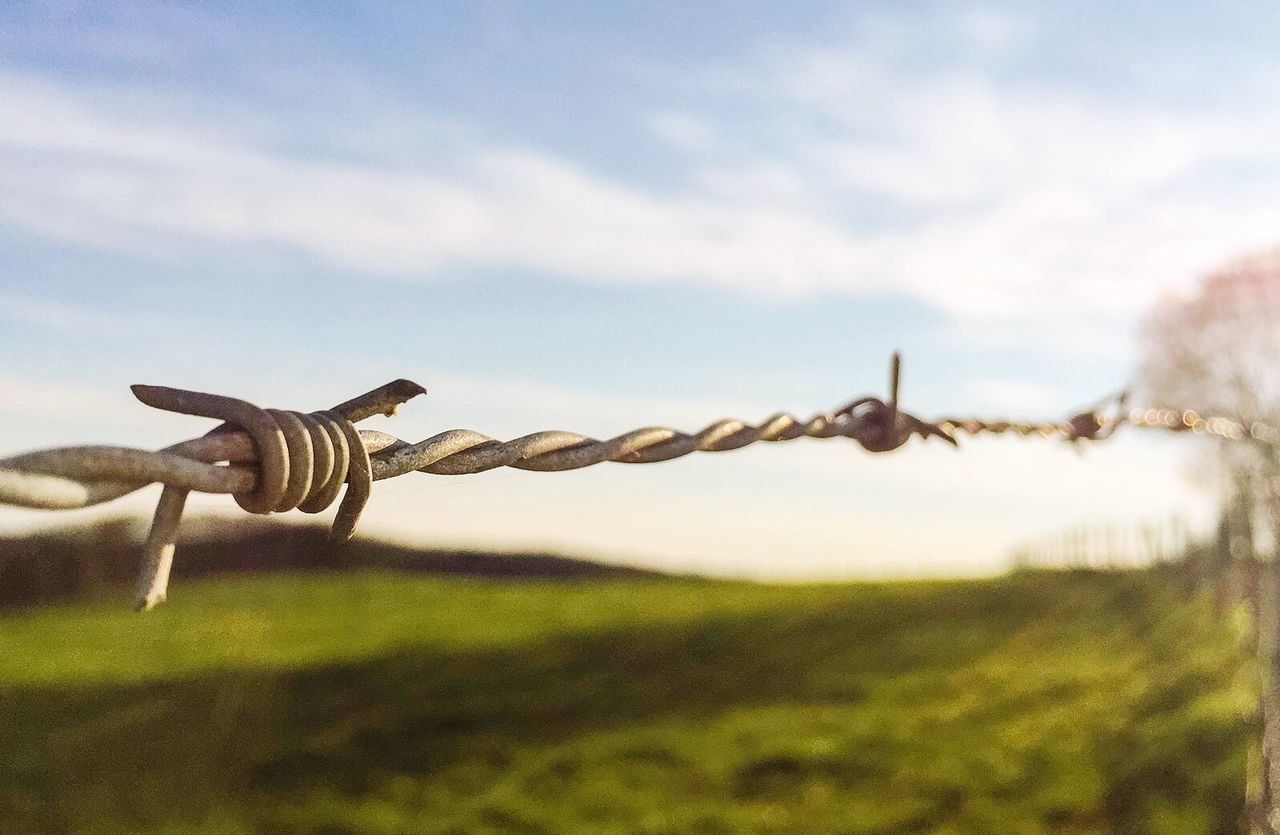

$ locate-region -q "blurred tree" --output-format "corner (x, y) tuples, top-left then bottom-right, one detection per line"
(1142, 246), (1280, 417)
(1139, 244), (1280, 826)
(1140, 245), (1280, 540)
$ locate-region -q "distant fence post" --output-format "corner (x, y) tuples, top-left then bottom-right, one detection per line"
(1258, 489), (1280, 832)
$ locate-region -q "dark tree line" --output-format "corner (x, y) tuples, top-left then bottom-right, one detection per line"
(0, 517), (668, 609)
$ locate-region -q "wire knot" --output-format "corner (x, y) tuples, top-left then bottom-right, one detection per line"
(131, 386), (375, 540)
(121, 380), (427, 610)
(832, 397), (958, 453)
(1064, 390), (1128, 442)
(830, 353), (958, 453)
(1065, 410), (1104, 441)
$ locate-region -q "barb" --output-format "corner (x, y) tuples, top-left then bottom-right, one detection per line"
(2, 354), (1277, 610)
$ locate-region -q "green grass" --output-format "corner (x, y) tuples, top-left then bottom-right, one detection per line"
(0, 569), (1256, 833)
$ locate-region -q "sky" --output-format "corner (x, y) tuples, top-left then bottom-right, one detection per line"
(2, 1), (1279, 578)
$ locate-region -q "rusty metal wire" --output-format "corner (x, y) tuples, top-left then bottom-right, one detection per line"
(2, 354), (1275, 610)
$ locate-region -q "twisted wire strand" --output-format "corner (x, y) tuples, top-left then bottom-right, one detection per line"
(0, 379), (933, 611)
(367, 398), (945, 479)
(0, 394), (933, 504)
(4, 384), (1277, 512)
(3, 367), (1279, 611)
(929, 405), (1280, 446)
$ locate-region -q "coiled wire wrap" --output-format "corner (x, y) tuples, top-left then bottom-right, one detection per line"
(130, 383), (409, 610)
(128, 388), (374, 536)
(0, 379), (424, 610)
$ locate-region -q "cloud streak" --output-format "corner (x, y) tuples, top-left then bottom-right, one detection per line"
(2, 19), (1278, 323)
(0, 291), (166, 336)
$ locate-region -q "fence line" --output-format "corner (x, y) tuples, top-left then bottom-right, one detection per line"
(1011, 514), (1196, 570)
(2, 354), (1277, 610)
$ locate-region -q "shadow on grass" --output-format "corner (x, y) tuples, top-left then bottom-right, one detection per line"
(0, 573), (1251, 832)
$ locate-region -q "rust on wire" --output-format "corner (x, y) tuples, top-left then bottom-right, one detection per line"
(0, 355), (1274, 611)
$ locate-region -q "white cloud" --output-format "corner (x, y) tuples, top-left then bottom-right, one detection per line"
(957, 6), (1038, 55)
(645, 111), (717, 152)
(2, 37), (1279, 324)
(0, 77), (879, 296)
(0, 292), (165, 335)
(806, 85), (1222, 207)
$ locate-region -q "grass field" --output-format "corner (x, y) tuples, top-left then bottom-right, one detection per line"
(0, 568), (1256, 832)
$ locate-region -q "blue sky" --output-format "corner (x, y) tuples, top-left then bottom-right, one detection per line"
(2, 1), (1279, 577)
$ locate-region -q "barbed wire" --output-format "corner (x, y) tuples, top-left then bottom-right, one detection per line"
(2, 354), (1275, 610)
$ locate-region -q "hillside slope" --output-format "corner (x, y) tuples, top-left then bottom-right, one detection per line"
(0, 569), (1255, 832)
(0, 518), (665, 608)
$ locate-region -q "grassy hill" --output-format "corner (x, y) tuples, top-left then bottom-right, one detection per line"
(0, 519), (666, 608)
(0, 568), (1255, 832)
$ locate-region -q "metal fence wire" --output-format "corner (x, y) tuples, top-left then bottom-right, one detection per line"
(1, 354), (1277, 611)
